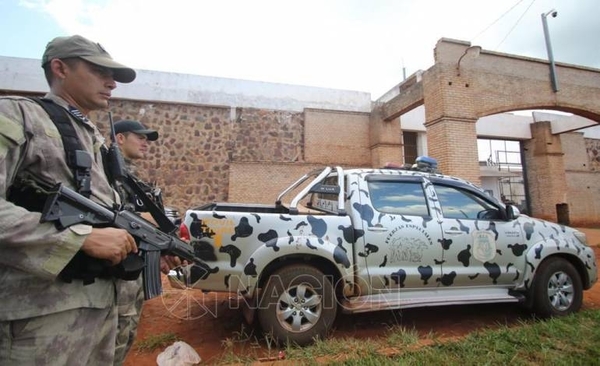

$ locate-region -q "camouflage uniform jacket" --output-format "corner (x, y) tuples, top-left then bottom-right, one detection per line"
(118, 158), (139, 211)
(0, 93), (119, 320)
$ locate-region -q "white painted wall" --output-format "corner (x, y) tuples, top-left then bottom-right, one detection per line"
(481, 177), (501, 199)
(400, 105), (599, 140)
(2, 55), (597, 138)
(0, 56), (372, 113)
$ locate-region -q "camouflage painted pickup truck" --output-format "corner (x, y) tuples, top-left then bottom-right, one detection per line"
(171, 160), (597, 345)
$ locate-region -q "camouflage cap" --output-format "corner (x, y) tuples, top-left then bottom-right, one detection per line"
(42, 35), (136, 83)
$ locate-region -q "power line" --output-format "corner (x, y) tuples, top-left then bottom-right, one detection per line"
(470, 0), (526, 43)
(495, 0), (538, 50)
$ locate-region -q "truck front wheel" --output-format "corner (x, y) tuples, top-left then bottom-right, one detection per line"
(532, 257), (583, 318)
(257, 264), (337, 346)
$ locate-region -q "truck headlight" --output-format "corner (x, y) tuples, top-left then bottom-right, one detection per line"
(574, 231), (588, 246)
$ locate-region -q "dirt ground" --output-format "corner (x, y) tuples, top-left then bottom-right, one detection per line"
(125, 228), (600, 365)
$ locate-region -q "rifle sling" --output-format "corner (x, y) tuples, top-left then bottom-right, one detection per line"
(125, 174), (177, 234)
(29, 97), (92, 198)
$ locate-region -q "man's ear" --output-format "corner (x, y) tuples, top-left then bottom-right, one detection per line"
(116, 133), (127, 144)
(50, 59), (68, 80)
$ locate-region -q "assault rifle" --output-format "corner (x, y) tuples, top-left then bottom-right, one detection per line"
(40, 183), (207, 300)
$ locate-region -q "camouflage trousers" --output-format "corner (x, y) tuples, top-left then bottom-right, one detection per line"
(0, 305), (117, 365)
(113, 277), (144, 366)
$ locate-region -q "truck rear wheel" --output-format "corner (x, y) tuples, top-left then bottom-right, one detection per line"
(257, 264), (337, 346)
(532, 257), (583, 318)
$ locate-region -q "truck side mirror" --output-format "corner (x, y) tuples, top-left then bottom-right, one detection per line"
(506, 204), (521, 220)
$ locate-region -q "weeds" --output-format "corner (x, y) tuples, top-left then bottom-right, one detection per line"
(214, 309), (600, 365)
(219, 324), (263, 364)
(135, 332), (181, 352)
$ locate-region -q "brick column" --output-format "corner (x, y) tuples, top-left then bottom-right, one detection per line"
(522, 121), (567, 222)
(369, 105), (403, 167)
(425, 117), (480, 185)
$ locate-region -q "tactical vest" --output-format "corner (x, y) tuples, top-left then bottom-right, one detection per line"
(7, 98), (140, 284)
(7, 98), (93, 210)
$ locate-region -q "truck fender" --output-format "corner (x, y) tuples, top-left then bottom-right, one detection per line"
(240, 236), (355, 296)
(522, 237), (588, 291)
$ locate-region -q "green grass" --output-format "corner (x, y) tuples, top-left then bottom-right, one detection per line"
(215, 309), (600, 365)
(328, 310), (600, 365)
(135, 332), (181, 352)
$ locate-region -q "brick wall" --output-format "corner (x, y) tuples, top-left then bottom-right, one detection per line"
(24, 96), (600, 225)
(304, 109), (371, 165)
(425, 118), (480, 185)
(89, 98), (597, 226)
(522, 129), (600, 226)
(561, 133), (600, 226)
(228, 162), (325, 204)
(523, 122), (568, 222)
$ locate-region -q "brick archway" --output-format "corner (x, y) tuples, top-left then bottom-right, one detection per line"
(370, 38), (600, 225)
(374, 38), (600, 185)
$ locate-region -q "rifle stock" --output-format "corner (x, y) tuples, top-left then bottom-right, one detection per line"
(41, 183), (204, 300)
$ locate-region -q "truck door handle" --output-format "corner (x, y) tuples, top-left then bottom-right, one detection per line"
(368, 227), (388, 232)
(444, 229), (464, 235)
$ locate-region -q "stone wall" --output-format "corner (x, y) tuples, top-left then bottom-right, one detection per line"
(229, 108), (304, 163)
(587, 138), (600, 171)
(92, 101), (306, 214)
(92, 100), (232, 213)
(91, 99), (371, 210)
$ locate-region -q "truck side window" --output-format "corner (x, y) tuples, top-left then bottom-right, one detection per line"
(367, 181), (429, 216)
(435, 184), (501, 220)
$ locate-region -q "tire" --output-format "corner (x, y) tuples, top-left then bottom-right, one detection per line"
(532, 257), (583, 318)
(257, 264), (337, 346)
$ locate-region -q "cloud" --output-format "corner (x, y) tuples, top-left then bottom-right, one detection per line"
(15, 0), (600, 98)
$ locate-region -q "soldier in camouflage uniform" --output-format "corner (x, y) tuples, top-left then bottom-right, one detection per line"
(0, 35), (138, 364)
(111, 120), (160, 365)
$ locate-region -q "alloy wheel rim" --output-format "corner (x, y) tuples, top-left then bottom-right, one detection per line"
(276, 283), (322, 333)
(547, 271), (574, 311)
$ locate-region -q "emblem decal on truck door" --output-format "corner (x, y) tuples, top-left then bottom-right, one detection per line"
(472, 230), (496, 262)
(385, 224), (433, 264)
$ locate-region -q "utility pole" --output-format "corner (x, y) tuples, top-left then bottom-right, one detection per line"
(541, 9), (559, 92)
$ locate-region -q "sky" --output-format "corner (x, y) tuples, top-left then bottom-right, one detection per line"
(0, 0), (598, 99)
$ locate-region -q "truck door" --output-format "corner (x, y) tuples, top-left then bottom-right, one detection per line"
(431, 180), (521, 287)
(354, 175), (444, 292)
